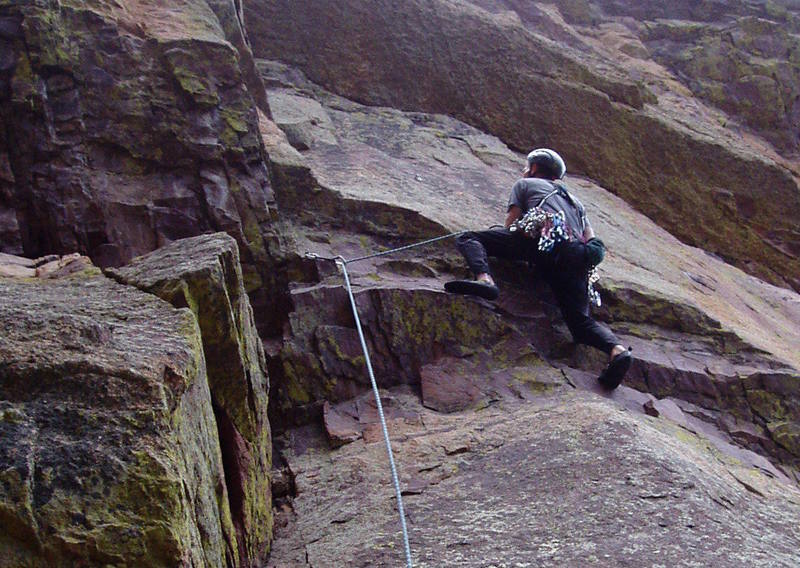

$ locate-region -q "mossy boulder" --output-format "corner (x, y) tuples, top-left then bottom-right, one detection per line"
(0, 272), (237, 567)
(108, 232), (272, 565)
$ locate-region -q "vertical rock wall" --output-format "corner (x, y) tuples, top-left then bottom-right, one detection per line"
(243, 0), (800, 291)
(0, 0), (288, 336)
(0, 269), (238, 567)
(109, 233), (273, 566)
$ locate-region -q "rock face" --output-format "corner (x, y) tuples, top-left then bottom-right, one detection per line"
(0, 0), (288, 336)
(0, 264), (238, 566)
(268, 388), (800, 567)
(642, 15), (800, 154)
(108, 233), (272, 566)
(258, 64), (800, 478)
(1, 238), (273, 566)
(470, 0), (800, 154)
(3, 1), (800, 567)
(244, 0), (800, 292)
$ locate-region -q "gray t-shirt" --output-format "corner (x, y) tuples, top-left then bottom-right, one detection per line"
(507, 178), (591, 240)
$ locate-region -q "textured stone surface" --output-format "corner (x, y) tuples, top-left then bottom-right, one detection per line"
(546, 1), (800, 154)
(259, 67), (800, 478)
(108, 232), (272, 566)
(268, 388), (800, 567)
(0, 0), (288, 336)
(640, 16), (800, 154)
(3, 2), (800, 566)
(0, 270), (237, 567)
(245, 0), (800, 292)
(0, 251), (92, 279)
(323, 392), (424, 448)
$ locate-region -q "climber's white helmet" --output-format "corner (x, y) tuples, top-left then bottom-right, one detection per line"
(526, 148), (566, 180)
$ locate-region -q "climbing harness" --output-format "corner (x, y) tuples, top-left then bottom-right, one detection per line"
(306, 230), (464, 568)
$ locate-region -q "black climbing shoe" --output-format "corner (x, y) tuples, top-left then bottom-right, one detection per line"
(444, 279), (500, 301)
(598, 349), (632, 390)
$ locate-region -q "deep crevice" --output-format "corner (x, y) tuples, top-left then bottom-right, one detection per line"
(212, 401), (249, 568)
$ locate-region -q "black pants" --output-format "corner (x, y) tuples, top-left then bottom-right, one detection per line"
(456, 229), (619, 354)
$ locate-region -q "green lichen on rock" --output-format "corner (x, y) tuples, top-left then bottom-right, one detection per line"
(644, 14), (800, 152)
(741, 370), (800, 460)
(282, 356), (316, 405)
(747, 389), (790, 421)
(0, 0), (289, 343)
(272, 280), (540, 424)
(107, 232), (273, 565)
(373, 288), (515, 359)
(222, 107), (251, 134)
(0, 273), (237, 567)
(22, 6), (80, 70)
(768, 422), (800, 455)
(172, 64), (221, 106)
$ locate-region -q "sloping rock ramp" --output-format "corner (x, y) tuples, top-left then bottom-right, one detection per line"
(268, 387), (800, 567)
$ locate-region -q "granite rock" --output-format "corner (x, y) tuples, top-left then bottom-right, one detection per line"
(245, 0), (800, 291)
(259, 69), (800, 478)
(268, 389), (800, 567)
(0, 0), (289, 337)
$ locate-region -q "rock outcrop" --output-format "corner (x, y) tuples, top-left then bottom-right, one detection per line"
(641, 14), (800, 154)
(108, 233), (272, 566)
(0, 260), (238, 566)
(1, 237), (273, 566)
(244, 0), (800, 292)
(3, 1), (800, 566)
(476, 0), (800, 153)
(258, 64), (800, 480)
(0, 0), (288, 336)
(267, 388), (800, 567)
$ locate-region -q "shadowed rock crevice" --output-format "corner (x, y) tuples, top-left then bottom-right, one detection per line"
(212, 402), (250, 568)
(108, 233), (273, 566)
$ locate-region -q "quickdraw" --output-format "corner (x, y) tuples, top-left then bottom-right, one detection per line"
(509, 206), (570, 253)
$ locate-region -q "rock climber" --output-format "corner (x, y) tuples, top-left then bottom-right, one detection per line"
(445, 148), (632, 389)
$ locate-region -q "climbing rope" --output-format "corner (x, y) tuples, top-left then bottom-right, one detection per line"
(339, 258), (413, 568)
(306, 231), (464, 568)
(307, 230), (466, 265)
